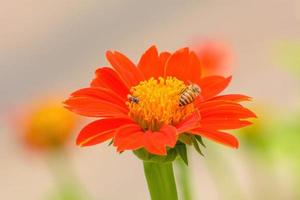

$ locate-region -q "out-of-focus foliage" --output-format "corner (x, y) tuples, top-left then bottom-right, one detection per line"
(238, 106), (275, 158)
(47, 184), (86, 200)
(273, 40), (300, 76)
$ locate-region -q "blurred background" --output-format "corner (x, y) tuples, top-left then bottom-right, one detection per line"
(1, 0), (300, 199)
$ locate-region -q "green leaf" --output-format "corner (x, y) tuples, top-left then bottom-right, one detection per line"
(191, 136), (204, 156)
(175, 143), (188, 165)
(195, 135), (206, 147)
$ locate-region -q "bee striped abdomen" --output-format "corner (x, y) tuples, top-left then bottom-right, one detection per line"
(179, 90), (194, 106)
(179, 84), (201, 106)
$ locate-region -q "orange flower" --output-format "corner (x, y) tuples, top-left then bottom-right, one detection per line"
(64, 46), (256, 155)
(194, 40), (233, 77)
(20, 100), (78, 151)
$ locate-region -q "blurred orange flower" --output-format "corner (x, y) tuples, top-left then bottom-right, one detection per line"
(194, 40), (233, 77)
(65, 45), (255, 156)
(19, 100), (78, 151)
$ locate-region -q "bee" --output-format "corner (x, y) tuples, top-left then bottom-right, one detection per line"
(179, 83), (201, 106)
(127, 94), (139, 104)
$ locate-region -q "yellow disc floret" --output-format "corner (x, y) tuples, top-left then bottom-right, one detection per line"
(127, 77), (195, 131)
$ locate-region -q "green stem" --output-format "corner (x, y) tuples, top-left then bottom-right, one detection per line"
(143, 161), (178, 200)
(47, 150), (90, 200)
(176, 159), (193, 200)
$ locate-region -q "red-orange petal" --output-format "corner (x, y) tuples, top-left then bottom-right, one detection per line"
(77, 118), (133, 146)
(192, 128), (239, 148)
(64, 96), (128, 117)
(196, 99), (238, 111)
(114, 124), (177, 155)
(210, 94), (252, 102)
(138, 45), (163, 79)
(90, 72), (107, 88)
(106, 51), (144, 87)
(90, 67), (129, 99)
(165, 48), (202, 83)
(71, 87), (127, 110)
(154, 125), (178, 148)
(200, 104), (257, 119)
(198, 76), (232, 100)
(199, 119), (252, 130)
(160, 52), (171, 67)
(176, 111), (201, 133)
(143, 132), (167, 155)
(114, 124), (145, 151)
(143, 125), (177, 155)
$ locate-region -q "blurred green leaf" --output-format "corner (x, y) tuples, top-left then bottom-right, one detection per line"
(273, 40), (300, 75)
(47, 183), (89, 200)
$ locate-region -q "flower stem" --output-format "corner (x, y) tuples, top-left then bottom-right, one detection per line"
(47, 150), (90, 200)
(175, 158), (193, 200)
(143, 161), (178, 200)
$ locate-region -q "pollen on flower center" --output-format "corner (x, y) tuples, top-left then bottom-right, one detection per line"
(127, 77), (196, 131)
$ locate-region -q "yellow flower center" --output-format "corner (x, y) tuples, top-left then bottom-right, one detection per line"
(127, 77), (195, 131)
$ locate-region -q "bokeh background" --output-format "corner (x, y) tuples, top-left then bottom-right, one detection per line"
(1, 0), (300, 199)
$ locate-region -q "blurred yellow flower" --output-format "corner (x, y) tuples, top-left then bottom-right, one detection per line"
(20, 100), (78, 151)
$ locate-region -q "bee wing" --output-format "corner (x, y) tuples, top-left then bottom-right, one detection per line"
(187, 80), (193, 85)
(179, 87), (186, 95)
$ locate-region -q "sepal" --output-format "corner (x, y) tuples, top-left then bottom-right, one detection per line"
(133, 148), (177, 163)
(175, 142), (188, 165)
(195, 135), (206, 147)
(108, 139), (113, 146)
(191, 136), (205, 156)
(178, 133), (193, 145)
